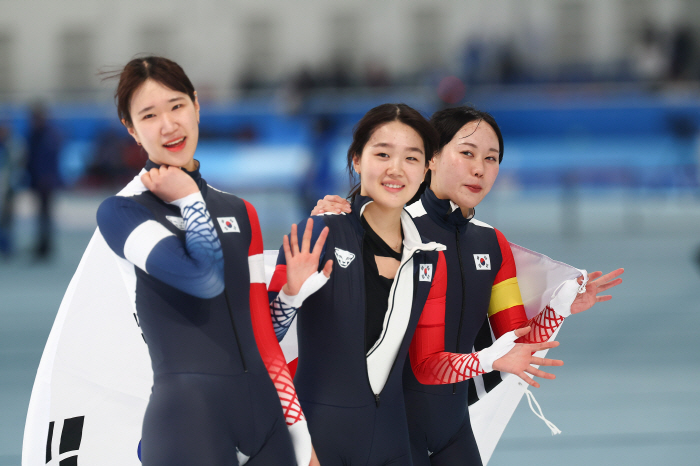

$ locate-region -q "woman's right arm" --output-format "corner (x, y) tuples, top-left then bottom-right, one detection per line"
(96, 192), (224, 299)
(268, 217), (332, 341)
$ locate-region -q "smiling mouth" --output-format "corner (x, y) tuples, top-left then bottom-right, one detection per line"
(382, 183), (405, 191)
(163, 137), (186, 151)
(163, 137), (186, 148)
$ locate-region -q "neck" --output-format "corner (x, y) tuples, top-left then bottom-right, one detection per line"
(429, 181), (475, 219)
(362, 202), (403, 252)
(183, 158), (199, 172)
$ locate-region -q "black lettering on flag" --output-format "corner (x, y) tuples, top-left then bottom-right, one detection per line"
(483, 370), (502, 392)
(58, 416), (84, 453)
(46, 421), (55, 463)
(474, 318), (503, 393)
(59, 456), (78, 466)
(467, 379), (478, 405)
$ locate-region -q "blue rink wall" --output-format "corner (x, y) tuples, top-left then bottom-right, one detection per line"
(2, 91), (699, 465)
(1, 90), (699, 193)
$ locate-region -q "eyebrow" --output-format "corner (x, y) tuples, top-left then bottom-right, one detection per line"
(137, 97), (186, 115)
(457, 141), (499, 153)
(371, 142), (424, 154)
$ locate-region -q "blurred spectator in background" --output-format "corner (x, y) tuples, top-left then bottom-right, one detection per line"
(0, 123), (25, 257)
(363, 59), (390, 88)
(669, 24), (697, 81)
(82, 124), (143, 189)
(26, 103), (62, 260)
(300, 114), (341, 213)
(632, 21), (668, 86)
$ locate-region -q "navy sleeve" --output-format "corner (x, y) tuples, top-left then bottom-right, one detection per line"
(267, 216), (329, 341)
(97, 195), (225, 299)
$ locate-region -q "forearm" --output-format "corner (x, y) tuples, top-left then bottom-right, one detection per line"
(97, 194), (224, 298)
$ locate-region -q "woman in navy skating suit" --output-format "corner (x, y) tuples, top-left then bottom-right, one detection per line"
(267, 104), (564, 466)
(314, 106), (625, 465)
(96, 56), (316, 466)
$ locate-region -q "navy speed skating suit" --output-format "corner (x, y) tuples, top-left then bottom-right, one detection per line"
(97, 160), (298, 465)
(403, 188), (566, 466)
(268, 195), (446, 466)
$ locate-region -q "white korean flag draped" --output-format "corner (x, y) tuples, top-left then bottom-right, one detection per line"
(23, 236), (582, 465)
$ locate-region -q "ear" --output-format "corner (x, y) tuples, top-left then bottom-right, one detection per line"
(352, 154), (361, 175)
(123, 120), (141, 145)
(193, 91), (200, 124)
(428, 152), (439, 171)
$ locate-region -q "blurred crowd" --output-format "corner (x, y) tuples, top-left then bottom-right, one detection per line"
(240, 21), (700, 105)
(2, 18), (700, 263)
(0, 105), (64, 260)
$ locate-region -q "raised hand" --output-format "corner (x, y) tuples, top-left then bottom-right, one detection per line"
(492, 326), (563, 388)
(311, 194), (351, 215)
(141, 165), (199, 203)
(282, 218), (333, 297)
(570, 268), (624, 315)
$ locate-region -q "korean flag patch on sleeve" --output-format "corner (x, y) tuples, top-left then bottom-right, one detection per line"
(473, 254), (491, 270)
(419, 264), (433, 281)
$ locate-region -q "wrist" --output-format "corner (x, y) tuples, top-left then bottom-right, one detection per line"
(281, 283), (298, 297)
(169, 191), (203, 209)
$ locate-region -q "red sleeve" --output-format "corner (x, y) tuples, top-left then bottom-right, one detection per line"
(244, 200), (304, 425)
(490, 229), (564, 344)
(488, 229), (528, 338)
(409, 252), (486, 384)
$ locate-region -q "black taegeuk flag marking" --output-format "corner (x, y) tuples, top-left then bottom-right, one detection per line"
(46, 421), (54, 463)
(467, 318), (504, 405)
(59, 416), (84, 453)
(45, 416), (84, 464)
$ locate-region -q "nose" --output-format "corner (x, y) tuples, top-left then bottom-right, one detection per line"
(387, 156), (404, 176)
(472, 159), (484, 178)
(160, 113), (177, 134)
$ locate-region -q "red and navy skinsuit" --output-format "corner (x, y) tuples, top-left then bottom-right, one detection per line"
(403, 188), (564, 466)
(268, 196), (446, 466)
(97, 161), (298, 465)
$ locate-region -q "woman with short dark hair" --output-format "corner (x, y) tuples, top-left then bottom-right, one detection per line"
(97, 56), (319, 465)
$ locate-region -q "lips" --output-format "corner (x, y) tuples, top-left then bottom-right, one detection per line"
(163, 136), (186, 151)
(465, 184), (482, 193)
(382, 182), (405, 193)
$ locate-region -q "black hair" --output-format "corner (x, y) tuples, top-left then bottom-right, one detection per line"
(105, 56), (196, 127)
(416, 106), (504, 198)
(346, 103), (438, 201)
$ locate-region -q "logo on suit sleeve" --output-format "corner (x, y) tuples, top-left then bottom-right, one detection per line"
(419, 264), (433, 281)
(217, 217), (240, 233)
(166, 216), (186, 230)
(334, 248), (355, 268)
(473, 254), (491, 270)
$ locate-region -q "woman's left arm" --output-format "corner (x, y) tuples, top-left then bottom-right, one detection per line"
(488, 229), (624, 344)
(409, 252), (561, 387)
(244, 201), (313, 466)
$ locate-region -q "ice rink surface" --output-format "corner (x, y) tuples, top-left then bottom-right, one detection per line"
(1, 190), (699, 466)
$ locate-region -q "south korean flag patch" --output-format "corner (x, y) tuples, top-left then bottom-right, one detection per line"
(419, 264), (433, 281)
(217, 217), (240, 233)
(474, 254), (491, 270)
